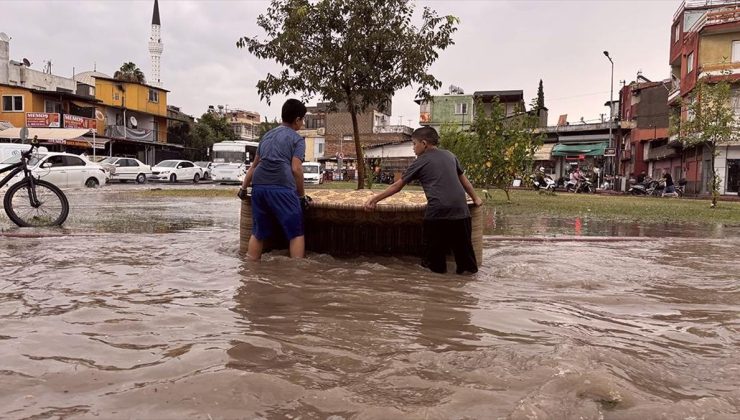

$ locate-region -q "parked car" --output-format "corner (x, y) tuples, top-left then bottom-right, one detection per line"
(211, 162), (248, 184)
(99, 156), (152, 184)
(302, 162), (323, 185)
(1, 152), (108, 188)
(149, 159), (203, 183)
(194, 161), (214, 180)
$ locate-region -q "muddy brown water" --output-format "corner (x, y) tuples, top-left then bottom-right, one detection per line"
(1, 187), (738, 419)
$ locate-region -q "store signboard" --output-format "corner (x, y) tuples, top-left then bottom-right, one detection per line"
(63, 114), (97, 133)
(26, 112), (60, 128)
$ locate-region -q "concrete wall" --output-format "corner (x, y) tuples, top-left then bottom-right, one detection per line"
(699, 32), (739, 66)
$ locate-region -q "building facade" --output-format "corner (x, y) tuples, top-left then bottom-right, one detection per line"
(417, 88), (538, 132)
(618, 77), (672, 181)
(669, 0), (740, 194)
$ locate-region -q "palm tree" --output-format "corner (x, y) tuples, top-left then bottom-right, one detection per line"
(114, 62), (146, 84)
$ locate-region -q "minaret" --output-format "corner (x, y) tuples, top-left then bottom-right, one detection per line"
(148, 0), (163, 87)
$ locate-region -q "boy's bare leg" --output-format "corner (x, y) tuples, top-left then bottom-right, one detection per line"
(247, 236), (264, 261)
(288, 235), (305, 258)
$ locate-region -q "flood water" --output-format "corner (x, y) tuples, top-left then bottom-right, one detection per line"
(1, 187), (738, 419)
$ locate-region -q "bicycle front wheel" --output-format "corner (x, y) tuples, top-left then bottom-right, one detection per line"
(4, 179), (69, 227)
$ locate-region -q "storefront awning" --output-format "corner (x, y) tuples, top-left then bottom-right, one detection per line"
(533, 143), (555, 160)
(0, 127), (91, 141)
(551, 142), (608, 157)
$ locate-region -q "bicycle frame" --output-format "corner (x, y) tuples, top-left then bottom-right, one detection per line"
(0, 144), (41, 207)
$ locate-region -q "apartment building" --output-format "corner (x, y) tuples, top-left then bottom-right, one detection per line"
(669, 0), (740, 194)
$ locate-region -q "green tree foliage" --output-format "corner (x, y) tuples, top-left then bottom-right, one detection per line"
(675, 77), (739, 207)
(440, 99), (542, 202)
(184, 111), (237, 161)
(113, 62), (146, 84)
(237, 0), (458, 189)
(536, 79), (545, 111)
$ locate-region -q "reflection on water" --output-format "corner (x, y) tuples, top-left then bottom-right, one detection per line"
(0, 190), (738, 418)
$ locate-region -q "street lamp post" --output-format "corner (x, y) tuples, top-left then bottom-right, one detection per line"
(603, 51), (614, 182)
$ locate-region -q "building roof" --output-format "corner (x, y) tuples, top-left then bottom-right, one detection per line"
(74, 71), (111, 87)
(152, 0), (161, 25)
(92, 75), (170, 92)
(473, 90), (524, 102)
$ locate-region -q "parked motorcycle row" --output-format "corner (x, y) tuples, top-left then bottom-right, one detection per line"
(627, 177), (686, 198)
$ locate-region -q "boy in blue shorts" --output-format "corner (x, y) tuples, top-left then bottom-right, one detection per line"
(364, 127), (483, 274)
(240, 99), (308, 260)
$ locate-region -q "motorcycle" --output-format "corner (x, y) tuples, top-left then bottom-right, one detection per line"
(628, 177), (655, 195)
(575, 178), (594, 194)
(532, 174), (556, 192)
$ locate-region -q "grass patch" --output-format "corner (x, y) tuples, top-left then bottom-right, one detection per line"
(131, 186), (740, 225)
(485, 189), (740, 225)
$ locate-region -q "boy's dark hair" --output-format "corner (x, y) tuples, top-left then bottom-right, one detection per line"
(411, 126), (439, 145)
(282, 99), (307, 123)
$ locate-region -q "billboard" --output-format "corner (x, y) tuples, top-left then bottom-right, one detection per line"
(26, 112), (61, 128)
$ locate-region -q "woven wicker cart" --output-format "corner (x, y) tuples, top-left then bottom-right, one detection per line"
(240, 189), (482, 262)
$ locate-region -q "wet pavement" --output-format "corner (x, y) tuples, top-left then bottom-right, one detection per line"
(0, 184), (738, 419)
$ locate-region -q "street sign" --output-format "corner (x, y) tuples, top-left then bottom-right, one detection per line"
(604, 147), (616, 157)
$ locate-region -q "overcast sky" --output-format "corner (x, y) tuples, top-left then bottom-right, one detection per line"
(1, 0), (680, 126)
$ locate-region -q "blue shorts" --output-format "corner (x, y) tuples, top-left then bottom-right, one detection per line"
(251, 185), (304, 241)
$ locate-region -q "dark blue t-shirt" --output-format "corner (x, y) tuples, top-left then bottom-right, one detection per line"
(253, 125), (305, 188)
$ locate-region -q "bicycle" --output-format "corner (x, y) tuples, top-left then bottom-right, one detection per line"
(0, 139), (69, 227)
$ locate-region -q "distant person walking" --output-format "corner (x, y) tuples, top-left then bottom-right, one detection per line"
(240, 99), (308, 260)
(364, 126), (483, 274)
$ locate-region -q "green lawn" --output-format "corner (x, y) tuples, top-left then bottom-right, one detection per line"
(136, 186), (740, 226)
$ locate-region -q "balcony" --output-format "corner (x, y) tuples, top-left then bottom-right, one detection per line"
(700, 62), (740, 78)
(647, 144), (682, 160)
(105, 125), (156, 142)
(373, 125), (413, 135)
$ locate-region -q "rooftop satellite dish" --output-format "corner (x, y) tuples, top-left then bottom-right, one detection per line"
(129, 116), (138, 127)
(0, 33), (9, 42)
(22, 58), (31, 67)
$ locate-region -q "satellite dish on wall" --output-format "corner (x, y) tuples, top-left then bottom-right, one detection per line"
(22, 58), (31, 67)
(0, 33), (9, 42)
(129, 116), (138, 127)
(95, 110), (104, 120)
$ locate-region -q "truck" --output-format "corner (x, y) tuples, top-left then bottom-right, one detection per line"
(210, 140), (259, 184)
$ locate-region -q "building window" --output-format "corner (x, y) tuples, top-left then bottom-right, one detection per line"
(148, 89), (159, 103)
(45, 100), (62, 114)
(732, 40), (740, 63)
(687, 52), (694, 73)
(455, 102), (468, 115)
(2, 95), (24, 112)
(674, 24), (680, 43)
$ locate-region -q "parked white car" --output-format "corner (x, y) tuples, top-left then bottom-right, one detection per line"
(302, 162), (323, 185)
(1, 152), (108, 188)
(99, 157), (152, 184)
(150, 159), (203, 183)
(194, 161), (214, 180)
(211, 162), (248, 184)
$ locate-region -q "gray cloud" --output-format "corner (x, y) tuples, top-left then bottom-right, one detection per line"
(1, 0), (679, 125)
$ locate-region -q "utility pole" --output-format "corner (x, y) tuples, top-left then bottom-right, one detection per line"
(604, 50), (615, 182)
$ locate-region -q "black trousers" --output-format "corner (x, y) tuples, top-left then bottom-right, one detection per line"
(422, 217), (478, 274)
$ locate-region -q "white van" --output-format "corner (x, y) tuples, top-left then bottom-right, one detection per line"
(0, 143), (48, 167)
(302, 162), (323, 185)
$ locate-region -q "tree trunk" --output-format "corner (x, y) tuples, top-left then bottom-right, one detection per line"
(347, 97), (365, 190)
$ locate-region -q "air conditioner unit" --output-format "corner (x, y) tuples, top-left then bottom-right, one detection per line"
(317, 127), (325, 135)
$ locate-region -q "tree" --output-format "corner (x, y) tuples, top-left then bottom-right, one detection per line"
(676, 76), (739, 208)
(536, 79), (545, 111)
(113, 62), (146, 84)
(440, 99), (542, 202)
(185, 111), (237, 161)
(238, 0), (458, 189)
